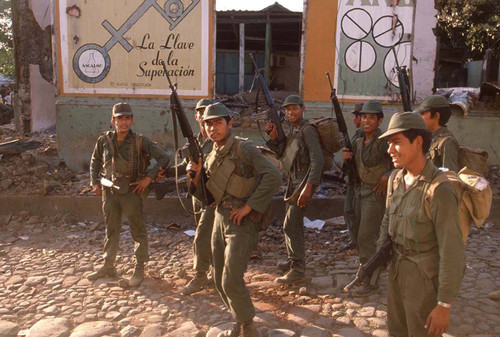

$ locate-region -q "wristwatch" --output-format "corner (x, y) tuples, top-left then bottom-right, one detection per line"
(438, 301), (451, 308)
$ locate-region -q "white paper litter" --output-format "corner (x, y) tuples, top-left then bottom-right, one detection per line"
(303, 216), (325, 230)
(19, 236), (30, 241)
(184, 230), (196, 237)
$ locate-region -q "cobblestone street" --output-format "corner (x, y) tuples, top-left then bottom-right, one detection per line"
(0, 211), (498, 337)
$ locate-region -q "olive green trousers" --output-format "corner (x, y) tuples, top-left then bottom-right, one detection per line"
(211, 206), (259, 323)
(193, 204), (215, 273)
(102, 189), (148, 265)
(354, 187), (385, 264)
(387, 257), (438, 337)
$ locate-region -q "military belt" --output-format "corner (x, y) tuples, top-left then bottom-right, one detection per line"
(220, 197), (245, 210)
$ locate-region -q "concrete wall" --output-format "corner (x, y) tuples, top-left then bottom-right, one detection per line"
(30, 64), (56, 132)
(302, 0), (337, 102)
(304, 101), (500, 165)
(411, 0), (437, 99)
(56, 98), (200, 171)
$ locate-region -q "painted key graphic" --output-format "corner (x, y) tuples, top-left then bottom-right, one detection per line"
(73, 0), (200, 83)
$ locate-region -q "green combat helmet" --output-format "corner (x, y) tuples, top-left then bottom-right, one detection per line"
(379, 112), (427, 139)
(282, 94), (304, 107)
(202, 102), (231, 121)
(360, 100), (383, 114)
(413, 95), (448, 114)
(195, 98), (213, 111)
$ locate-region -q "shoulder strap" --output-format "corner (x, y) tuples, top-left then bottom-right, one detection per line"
(386, 169), (400, 208)
(105, 131), (116, 157)
(136, 133), (143, 160)
(424, 172), (449, 219)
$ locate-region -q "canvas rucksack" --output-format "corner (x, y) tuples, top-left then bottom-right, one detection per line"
(433, 136), (489, 176)
(424, 167), (492, 243)
(303, 117), (342, 171)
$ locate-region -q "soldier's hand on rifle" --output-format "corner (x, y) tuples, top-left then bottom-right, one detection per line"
(373, 175), (388, 195)
(130, 176), (153, 194)
(266, 121), (278, 140)
(92, 184), (102, 196)
(156, 167), (167, 180)
(425, 305), (450, 336)
(342, 148), (353, 161)
(297, 183), (313, 208)
(230, 204), (252, 225)
(186, 157), (202, 187)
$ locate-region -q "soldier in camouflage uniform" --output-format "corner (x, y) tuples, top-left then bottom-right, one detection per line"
(344, 101), (365, 249)
(377, 112), (464, 337)
(166, 98), (215, 295)
(266, 94), (324, 284)
(343, 100), (392, 297)
(188, 103), (281, 337)
(414, 95), (459, 171)
(88, 103), (170, 287)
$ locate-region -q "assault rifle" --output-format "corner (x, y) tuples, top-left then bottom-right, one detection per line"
(326, 72), (351, 151)
(151, 176), (187, 200)
(160, 62), (214, 206)
(250, 54), (287, 157)
(326, 72), (355, 180)
(343, 237), (392, 292)
(391, 46), (412, 111)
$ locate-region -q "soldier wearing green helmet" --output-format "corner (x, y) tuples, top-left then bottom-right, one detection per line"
(266, 94), (324, 285)
(188, 102), (281, 337)
(343, 100), (392, 297)
(162, 98), (215, 295)
(414, 95), (459, 171)
(376, 112), (464, 337)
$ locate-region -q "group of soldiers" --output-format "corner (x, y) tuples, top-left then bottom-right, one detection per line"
(88, 94), (465, 337)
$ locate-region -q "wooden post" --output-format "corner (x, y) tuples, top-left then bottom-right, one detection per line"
(239, 23), (245, 94)
(264, 21), (272, 86)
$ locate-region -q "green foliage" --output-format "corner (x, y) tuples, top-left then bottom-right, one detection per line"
(0, 0), (13, 78)
(435, 0), (500, 58)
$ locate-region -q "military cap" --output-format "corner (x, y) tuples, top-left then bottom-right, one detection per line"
(352, 101), (364, 114)
(112, 102), (133, 117)
(202, 102), (231, 121)
(195, 98), (213, 111)
(360, 100), (383, 114)
(379, 112), (427, 139)
(282, 94), (304, 107)
(413, 95), (449, 113)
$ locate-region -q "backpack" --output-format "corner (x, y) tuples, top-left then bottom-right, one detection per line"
(305, 117), (342, 171)
(424, 167), (492, 243)
(434, 136), (489, 176)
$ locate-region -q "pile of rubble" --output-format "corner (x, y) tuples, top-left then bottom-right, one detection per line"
(1, 123), (499, 198)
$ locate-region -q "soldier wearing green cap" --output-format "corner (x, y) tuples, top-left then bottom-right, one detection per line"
(88, 102), (170, 287)
(266, 94), (324, 284)
(343, 100), (392, 297)
(188, 102), (281, 337)
(162, 98), (215, 295)
(414, 95), (459, 171)
(344, 101), (365, 249)
(376, 112), (464, 337)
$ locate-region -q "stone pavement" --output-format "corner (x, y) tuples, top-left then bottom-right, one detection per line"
(0, 212), (498, 337)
